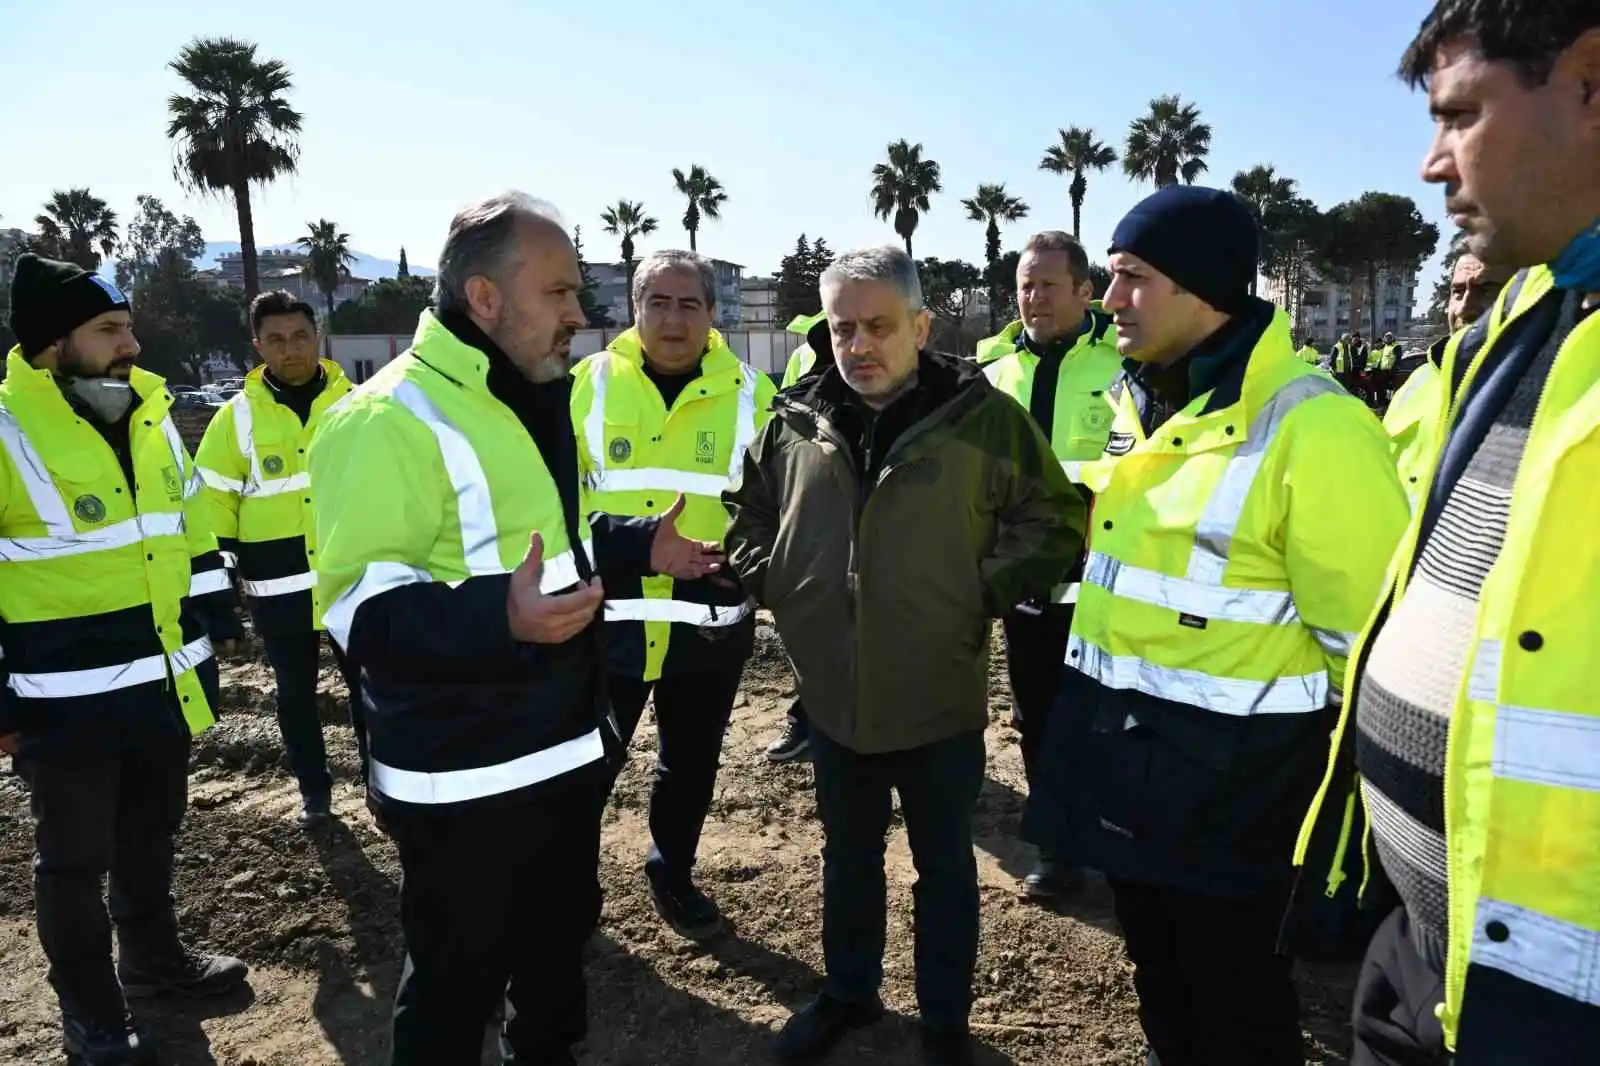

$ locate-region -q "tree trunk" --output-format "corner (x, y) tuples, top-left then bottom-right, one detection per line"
(904, 234), (914, 258)
(234, 181), (259, 302)
(625, 258), (637, 326)
(688, 227), (697, 252)
(1072, 196), (1083, 240)
(325, 290), (335, 358)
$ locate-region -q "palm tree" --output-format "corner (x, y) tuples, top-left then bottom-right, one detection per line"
(1039, 127), (1118, 239)
(35, 189), (119, 271)
(297, 219), (355, 354)
(166, 36), (303, 301)
(671, 165), (726, 252)
(961, 184), (1030, 331)
(870, 140), (942, 257)
(1230, 165), (1299, 296)
(1123, 95), (1213, 188)
(601, 200), (660, 324)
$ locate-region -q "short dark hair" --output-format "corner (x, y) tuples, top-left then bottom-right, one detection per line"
(1399, 0), (1598, 89)
(1022, 231), (1091, 286)
(250, 290), (317, 337)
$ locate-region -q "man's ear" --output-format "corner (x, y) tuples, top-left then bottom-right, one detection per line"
(913, 307), (934, 350)
(464, 275), (501, 323)
(29, 342), (61, 371)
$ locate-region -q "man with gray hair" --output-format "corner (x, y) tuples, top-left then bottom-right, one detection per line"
(309, 192), (724, 1066)
(724, 245), (1084, 1066)
(572, 247), (775, 939)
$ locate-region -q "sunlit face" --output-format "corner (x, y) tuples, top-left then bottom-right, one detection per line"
(254, 311), (320, 386)
(1101, 252), (1210, 364)
(1420, 35), (1598, 269)
(1017, 248), (1092, 345)
(51, 310), (140, 379)
(1447, 253), (1516, 332)
(468, 221), (587, 383)
(637, 267), (713, 373)
(822, 278), (930, 406)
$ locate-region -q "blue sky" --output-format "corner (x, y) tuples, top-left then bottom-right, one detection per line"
(2, 0), (1451, 287)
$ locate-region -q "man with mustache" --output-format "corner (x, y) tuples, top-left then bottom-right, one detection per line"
(1383, 251), (1515, 509)
(1021, 187), (1409, 1066)
(572, 249), (776, 938)
(1296, 2), (1600, 1063)
(1, 254), (249, 1065)
(195, 291), (359, 827)
(308, 193), (724, 1066)
(725, 245), (1084, 1066)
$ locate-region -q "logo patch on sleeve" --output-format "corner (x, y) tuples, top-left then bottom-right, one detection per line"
(1104, 431), (1136, 456)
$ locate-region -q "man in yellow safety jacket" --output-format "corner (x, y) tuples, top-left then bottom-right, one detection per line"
(195, 290), (359, 827)
(1296, 337), (1323, 366)
(571, 249), (776, 938)
(1383, 251), (1515, 511)
(1, 255), (249, 1063)
(1296, 6), (1600, 1063)
(309, 194), (720, 1066)
(1021, 188), (1410, 1066)
(974, 230), (1122, 903)
(765, 311), (826, 763)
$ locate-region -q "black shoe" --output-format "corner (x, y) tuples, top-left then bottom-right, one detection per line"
(1017, 858), (1085, 903)
(649, 878), (724, 939)
(62, 1012), (159, 1065)
(298, 794), (332, 829)
(773, 994), (884, 1063)
(119, 948), (250, 999)
(766, 717), (810, 762)
(919, 1026), (974, 1066)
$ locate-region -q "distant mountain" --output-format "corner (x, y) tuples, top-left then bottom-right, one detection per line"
(192, 241), (435, 279)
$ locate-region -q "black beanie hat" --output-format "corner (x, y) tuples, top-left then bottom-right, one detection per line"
(1109, 186), (1259, 315)
(7, 253), (132, 358)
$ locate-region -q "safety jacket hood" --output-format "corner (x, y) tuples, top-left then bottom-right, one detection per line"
(241, 357), (348, 401)
(975, 306), (1116, 365)
(603, 327), (744, 381)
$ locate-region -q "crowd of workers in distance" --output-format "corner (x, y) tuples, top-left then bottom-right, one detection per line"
(1, 1), (1596, 1065)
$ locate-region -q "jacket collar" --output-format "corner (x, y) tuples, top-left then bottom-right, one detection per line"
(1126, 297), (1276, 414)
(2, 346), (170, 415)
(244, 358), (348, 399)
(603, 327), (743, 382)
(408, 309), (501, 391)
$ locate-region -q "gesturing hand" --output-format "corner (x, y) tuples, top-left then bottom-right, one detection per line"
(507, 532), (605, 644)
(650, 495), (726, 581)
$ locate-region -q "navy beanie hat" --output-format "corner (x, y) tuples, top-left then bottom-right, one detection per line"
(1109, 186), (1259, 315)
(7, 253), (131, 358)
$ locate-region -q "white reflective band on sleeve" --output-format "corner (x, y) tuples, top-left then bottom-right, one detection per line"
(604, 598), (754, 627)
(390, 381), (504, 574)
(198, 467), (246, 495)
(9, 635), (212, 699)
(188, 569), (233, 597)
(729, 364), (760, 480)
(539, 547), (583, 594)
(0, 512), (186, 563)
(1060, 460), (1086, 484)
(1187, 374), (1340, 585)
(1472, 897), (1600, 1007)
(323, 561), (434, 649)
(220, 550), (238, 569)
(1468, 638), (1502, 703)
(243, 472), (311, 498)
(1311, 627), (1358, 659)
(583, 355), (612, 472)
(1492, 704), (1600, 793)
(1083, 551), (1300, 626)
(0, 402), (74, 532)
(371, 727), (605, 805)
(1067, 633), (1326, 716)
(1051, 582), (1080, 605)
(589, 468), (732, 499)
(157, 416), (192, 490)
(242, 572), (317, 598)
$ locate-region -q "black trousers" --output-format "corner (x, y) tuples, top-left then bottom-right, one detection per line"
(18, 730), (192, 1023)
(387, 766), (604, 1066)
(606, 664), (743, 890)
(1000, 606), (1074, 788)
(810, 728), (986, 1030)
(1110, 878), (1304, 1066)
(1352, 908), (1447, 1066)
(261, 629), (363, 799)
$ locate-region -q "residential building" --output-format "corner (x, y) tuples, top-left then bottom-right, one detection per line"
(740, 275), (778, 328)
(212, 249), (372, 322)
(1262, 268), (1421, 345)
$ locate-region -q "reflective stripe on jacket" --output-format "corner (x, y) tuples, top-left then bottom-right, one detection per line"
(195, 361), (351, 633)
(1296, 265), (1600, 1060)
(571, 329), (775, 680)
(0, 348), (223, 743)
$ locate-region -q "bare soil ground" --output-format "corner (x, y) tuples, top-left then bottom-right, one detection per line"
(0, 624), (1357, 1065)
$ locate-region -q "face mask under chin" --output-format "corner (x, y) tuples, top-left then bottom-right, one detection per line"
(63, 376), (137, 424)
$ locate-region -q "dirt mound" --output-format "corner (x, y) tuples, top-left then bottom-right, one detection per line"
(0, 625), (1356, 1065)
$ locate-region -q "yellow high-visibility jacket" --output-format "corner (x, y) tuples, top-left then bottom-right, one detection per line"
(1296, 265), (1600, 1061)
(780, 313), (826, 390)
(0, 348), (229, 747)
(195, 361), (352, 633)
(571, 328), (775, 680)
(1381, 341), (1447, 511)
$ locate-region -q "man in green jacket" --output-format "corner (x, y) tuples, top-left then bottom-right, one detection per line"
(724, 246), (1085, 1066)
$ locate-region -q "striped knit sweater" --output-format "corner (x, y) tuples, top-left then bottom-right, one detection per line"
(1356, 290), (1583, 969)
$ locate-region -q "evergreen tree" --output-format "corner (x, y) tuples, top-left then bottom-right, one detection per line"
(398, 246), (410, 278)
(775, 234), (836, 325)
(573, 226), (613, 328)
